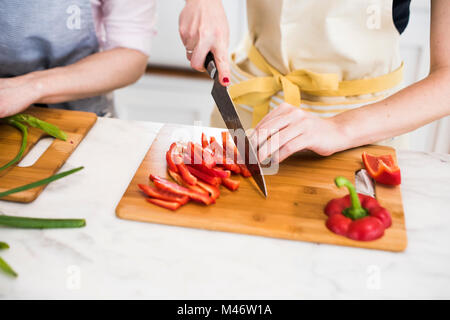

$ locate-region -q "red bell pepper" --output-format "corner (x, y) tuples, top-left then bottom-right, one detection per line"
(222, 177), (240, 191)
(238, 164), (252, 178)
(168, 169), (209, 195)
(209, 138), (241, 173)
(222, 131), (252, 177)
(324, 177), (392, 241)
(138, 184), (189, 204)
(196, 180), (220, 200)
(147, 198), (182, 211)
(185, 142), (216, 168)
(201, 132), (209, 148)
(362, 152), (401, 186)
(192, 164), (230, 179)
(150, 174), (213, 205)
(186, 165), (221, 186)
(222, 131), (239, 163)
(176, 162), (197, 186)
(212, 167), (231, 178)
(166, 142), (180, 173)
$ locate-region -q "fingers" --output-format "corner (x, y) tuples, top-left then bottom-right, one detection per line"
(257, 123), (306, 162)
(211, 42), (230, 86)
(190, 39), (211, 72)
(179, 10), (199, 63)
(254, 103), (293, 131)
(252, 115), (291, 150)
(272, 135), (309, 164)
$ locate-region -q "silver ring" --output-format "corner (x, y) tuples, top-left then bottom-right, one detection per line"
(186, 50), (194, 54)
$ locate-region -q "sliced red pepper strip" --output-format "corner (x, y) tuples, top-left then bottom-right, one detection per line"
(238, 164), (252, 178)
(223, 132), (251, 177)
(196, 180), (220, 200)
(212, 167), (231, 178)
(150, 174), (213, 205)
(138, 184), (189, 204)
(166, 142), (180, 173)
(147, 198), (182, 211)
(201, 132), (209, 148)
(201, 145), (216, 168)
(186, 165), (221, 186)
(222, 132), (250, 176)
(176, 162), (197, 186)
(222, 177), (240, 191)
(362, 152), (401, 186)
(209, 139), (241, 173)
(185, 142), (216, 168)
(222, 131), (238, 163)
(168, 169), (209, 195)
(192, 164), (230, 179)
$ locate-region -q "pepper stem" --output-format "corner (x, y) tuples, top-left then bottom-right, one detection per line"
(335, 176), (367, 220)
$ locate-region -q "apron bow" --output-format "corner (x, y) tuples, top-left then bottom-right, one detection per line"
(229, 45), (341, 126)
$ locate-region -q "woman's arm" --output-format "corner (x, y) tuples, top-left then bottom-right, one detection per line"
(27, 48), (147, 104)
(336, 0), (450, 148)
(252, 0), (450, 163)
(0, 48), (147, 117)
(0, 0), (156, 118)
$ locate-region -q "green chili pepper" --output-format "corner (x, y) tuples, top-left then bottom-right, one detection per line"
(8, 114), (67, 141)
(0, 256), (17, 277)
(334, 176), (368, 220)
(0, 215), (86, 229)
(0, 242), (17, 277)
(0, 166), (84, 199)
(0, 242), (9, 249)
(0, 119), (28, 172)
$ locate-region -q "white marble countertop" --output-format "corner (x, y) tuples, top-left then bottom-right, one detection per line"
(0, 118), (449, 299)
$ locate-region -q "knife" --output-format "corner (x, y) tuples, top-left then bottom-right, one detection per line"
(355, 169), (376, 198)
(204, 52), (268, 197)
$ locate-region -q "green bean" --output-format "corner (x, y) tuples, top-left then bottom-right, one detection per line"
(0, 119), (28, 172)
(8, 114), (67, 141)
(0, 166), (84, 198)
(0, 215), (86, 229)
(0, 242), (9, 249)
(0, 256), (18, 277)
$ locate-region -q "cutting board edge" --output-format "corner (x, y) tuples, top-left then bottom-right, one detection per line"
(116, 204), (408, 253)
(0, 108), (98, 203)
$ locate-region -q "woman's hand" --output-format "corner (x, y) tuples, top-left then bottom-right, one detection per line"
(179, 0), (231, 86)
(250, 103), (350, 163)
(0, 79), (41, 118)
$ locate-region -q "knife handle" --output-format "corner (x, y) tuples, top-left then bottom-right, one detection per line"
(204, 52), (216, 79)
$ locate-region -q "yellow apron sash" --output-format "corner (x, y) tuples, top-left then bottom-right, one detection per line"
(228, 45), (404, 127)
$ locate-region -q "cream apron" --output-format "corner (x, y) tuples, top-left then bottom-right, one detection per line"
(210, 0), (409, 148)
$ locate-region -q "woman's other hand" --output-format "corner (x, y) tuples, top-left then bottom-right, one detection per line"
(250, 103), (350, 163)
(0, 78), (41, 118)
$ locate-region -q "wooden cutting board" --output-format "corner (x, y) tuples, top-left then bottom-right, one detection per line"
(116, 124), (407, 252)
(0, 107), (97, 203)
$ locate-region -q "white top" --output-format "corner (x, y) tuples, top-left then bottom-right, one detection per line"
(0, 118), (449, 299)
(91, 0), (157, 56)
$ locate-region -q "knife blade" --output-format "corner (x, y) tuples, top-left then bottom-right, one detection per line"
(204, 52), (268, 197)
(355, 169), (376, 198)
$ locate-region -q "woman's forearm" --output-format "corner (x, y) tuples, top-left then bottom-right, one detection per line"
(335, 67), (450, 149)
(25, 48), (148, 104)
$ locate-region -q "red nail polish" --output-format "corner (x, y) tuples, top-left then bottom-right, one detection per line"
(223, 77), (230, 84)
